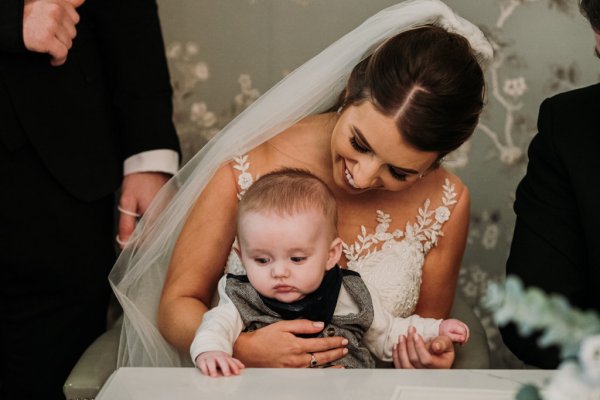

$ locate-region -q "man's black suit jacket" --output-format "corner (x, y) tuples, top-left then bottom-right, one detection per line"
(501, 83), (600, 368)
(0, 0), (180, 202)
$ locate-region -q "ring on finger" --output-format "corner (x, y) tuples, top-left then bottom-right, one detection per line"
(115, 235), (128, 247)
(309, 352), (318, 368)
(118, 205), (141, 218)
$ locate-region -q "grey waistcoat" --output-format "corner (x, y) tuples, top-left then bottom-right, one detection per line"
(225, 273), (375, 368)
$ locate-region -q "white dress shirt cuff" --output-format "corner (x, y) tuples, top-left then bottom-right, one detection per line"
(123, 149), (179, 176)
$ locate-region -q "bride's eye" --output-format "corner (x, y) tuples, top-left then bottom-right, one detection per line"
(349, 136), (370, 154)
(388, 165), (408, 181)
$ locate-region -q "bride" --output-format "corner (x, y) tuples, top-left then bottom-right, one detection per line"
(110, 0), (493, 368)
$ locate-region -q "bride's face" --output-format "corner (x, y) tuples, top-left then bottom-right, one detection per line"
(330, 101), (438, 194)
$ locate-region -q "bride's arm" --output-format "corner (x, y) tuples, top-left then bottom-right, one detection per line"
(158, 163), (239, 352)
(392, 183), (469, 369)
(415, 184), (470, 319)
(157, 160), (348, 365)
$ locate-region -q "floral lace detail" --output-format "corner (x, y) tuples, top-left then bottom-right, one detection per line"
(343, 179), (457, 264)
(233, 155), (254, 200)
(343, 179), (458, 317)
(228, 154), (459, 318)
(226, 155), (259, 274)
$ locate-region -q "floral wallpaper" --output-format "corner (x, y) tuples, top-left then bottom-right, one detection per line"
(156, 0), (600, 367)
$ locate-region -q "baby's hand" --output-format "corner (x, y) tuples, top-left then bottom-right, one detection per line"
(195, 351), (245, 377)
(438, 319), (470, 345)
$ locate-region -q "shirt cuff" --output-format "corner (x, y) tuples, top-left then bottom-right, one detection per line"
(123, 149), (179, 176)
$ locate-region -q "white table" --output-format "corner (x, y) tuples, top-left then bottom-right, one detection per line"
(96, 368), (553, 399)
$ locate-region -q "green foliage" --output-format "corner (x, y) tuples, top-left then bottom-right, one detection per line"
(483, 276), (600, 359)
(515, 384), (543, 400)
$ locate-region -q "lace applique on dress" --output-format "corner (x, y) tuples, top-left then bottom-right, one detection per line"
(225, 155), (258, 275)
(227, 154), (458, 318)
(233, 155), (255, 200)
(344, 179), (457, 318)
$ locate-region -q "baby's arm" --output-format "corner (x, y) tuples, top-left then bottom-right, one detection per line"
(360, 284), (443, 362)
(190, 275), (246, 377)
(438, 319), (470, 345)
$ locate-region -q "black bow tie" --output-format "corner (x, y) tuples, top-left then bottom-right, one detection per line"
(259, 265), (344, 327)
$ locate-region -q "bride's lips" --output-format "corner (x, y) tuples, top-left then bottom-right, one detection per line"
(342, 159), (360, 189)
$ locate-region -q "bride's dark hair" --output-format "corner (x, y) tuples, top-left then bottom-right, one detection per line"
(580, 0), (600, 32)
(334, 25), (485, 160)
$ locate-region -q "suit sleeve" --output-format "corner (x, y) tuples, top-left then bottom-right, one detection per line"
(0, 0), (26, 53)
(500, 98), (587, 368)
(88, 0), (180, 159)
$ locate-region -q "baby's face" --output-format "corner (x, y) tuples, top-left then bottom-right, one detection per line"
(237, 210), (337, 303)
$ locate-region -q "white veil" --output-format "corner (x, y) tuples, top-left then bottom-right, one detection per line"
(109, 0), (493, 367)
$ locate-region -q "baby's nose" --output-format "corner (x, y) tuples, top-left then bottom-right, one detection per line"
(270, 262), (290, 277)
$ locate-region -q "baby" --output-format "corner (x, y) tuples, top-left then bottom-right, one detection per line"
(191, 168), (469, 376)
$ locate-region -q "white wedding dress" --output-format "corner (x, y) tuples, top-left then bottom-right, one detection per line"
(109, 0), (492, 368)
(226, 156), (459, 319)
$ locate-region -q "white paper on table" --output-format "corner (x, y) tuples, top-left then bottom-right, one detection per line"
(391, 386), (516, 400)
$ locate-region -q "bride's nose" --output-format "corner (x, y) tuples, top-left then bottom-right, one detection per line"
(353, 158), (383, 189)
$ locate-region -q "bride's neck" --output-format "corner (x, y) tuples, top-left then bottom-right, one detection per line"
(267, 112), (337, 175)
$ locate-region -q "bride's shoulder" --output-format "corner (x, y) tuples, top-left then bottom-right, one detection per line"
(433, 167), (468, 199)
(389, 167), (468, 209)
(269, 112), (336, 147)
(419, 167), (470, 221)
(231, 113), (335, 175)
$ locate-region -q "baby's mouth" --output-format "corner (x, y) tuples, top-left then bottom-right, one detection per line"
(273, 284), (294, 292)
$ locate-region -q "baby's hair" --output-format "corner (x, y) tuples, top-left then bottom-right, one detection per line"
(237, 168), (338, 238)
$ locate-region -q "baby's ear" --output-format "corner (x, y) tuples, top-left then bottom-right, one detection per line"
(233, 240), (242, 258)
(326, 237), (343, 270)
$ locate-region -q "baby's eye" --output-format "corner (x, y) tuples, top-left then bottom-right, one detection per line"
(255, 257), (270, 264)
(290, 257), (306, 263)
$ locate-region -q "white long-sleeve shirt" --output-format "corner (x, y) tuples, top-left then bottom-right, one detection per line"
(190, 275), (441, 363)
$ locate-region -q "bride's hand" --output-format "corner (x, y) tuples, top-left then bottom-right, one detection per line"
(392, 326), (455, 369)
(232, 320), (348, 368)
